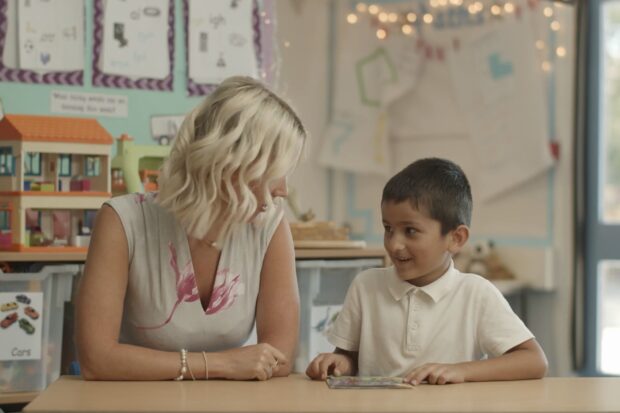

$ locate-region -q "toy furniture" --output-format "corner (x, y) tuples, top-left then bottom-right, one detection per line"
(111, 134), (169, 195)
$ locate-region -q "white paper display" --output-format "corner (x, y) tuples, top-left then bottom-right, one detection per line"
(101, 0), (169, 79)
(2, 0), (18, 69)
(188, 0), (258, 84)
(17, 0), (84, 72)
(0, 292), (43, 361)
(449, 16), (553, 200)
(318, 2), (422, 177)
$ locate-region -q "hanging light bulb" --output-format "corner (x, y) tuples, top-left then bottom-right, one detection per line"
(423, 13), (434, 23)
(491, 4), (502, 15)
(438, 0), (448, 6)
(475, 1), (484, 12)
(543, 7), (554, 17)
(356, 3), (367, 13)
(504, 2), (515, 13)
(536, 40), (545, 50)
(468, 3), (478, 14)
(407, 12), (418, 22)
(542, 61), (552, 72)
(430, 0), (439, 8)
(283, 40), (291, 48)
(402, 24), (414, 35)
(376, 28), (387, 39)
(388, 12), (399, 23)
(368, 4), (379, 15)
(347, 13), (358, 24)
(550, 20), (561, 31)
(556, 46), (567, 57)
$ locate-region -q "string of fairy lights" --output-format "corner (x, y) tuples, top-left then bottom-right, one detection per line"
(339, 0), (568, 71)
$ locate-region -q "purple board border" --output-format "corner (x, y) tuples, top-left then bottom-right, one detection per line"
(0, 0), (84, 85)
(92, 0), (174, 91)
(183, 0), (272, 96)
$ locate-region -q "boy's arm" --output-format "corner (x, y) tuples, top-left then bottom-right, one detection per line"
(405, 338), (548, 385)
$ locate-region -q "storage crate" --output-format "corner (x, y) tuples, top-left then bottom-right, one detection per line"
(295, 258), (383, 372)
(0, 265), (78, 392)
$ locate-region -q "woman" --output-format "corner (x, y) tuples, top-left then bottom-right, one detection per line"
(76, 76), (306, 381)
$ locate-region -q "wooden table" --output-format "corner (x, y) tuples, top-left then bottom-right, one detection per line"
(24, 374), (620, 413)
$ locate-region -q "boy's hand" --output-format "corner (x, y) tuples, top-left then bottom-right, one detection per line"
(404, 363), (466, 385)
(306, 352), (353, 380)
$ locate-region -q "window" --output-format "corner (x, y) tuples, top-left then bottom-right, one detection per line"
(0, 210), (10, 230)
(24, 152), (41, 176)
(59, 154), (72, 177)
(0, 147), (14, 176)
(84, 156), (100, 177)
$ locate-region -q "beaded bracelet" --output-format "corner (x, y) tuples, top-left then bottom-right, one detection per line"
(174, 348), (188, 381)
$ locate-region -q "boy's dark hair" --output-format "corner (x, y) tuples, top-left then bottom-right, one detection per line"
(382, 158), (472, 235)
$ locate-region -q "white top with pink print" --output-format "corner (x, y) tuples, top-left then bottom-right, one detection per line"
(105, 192), (283, 353)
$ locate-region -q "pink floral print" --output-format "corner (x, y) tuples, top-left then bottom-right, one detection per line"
(205, 269), (244, 315)
(136, 243), (244, 329)
(136, 242), (199, 329)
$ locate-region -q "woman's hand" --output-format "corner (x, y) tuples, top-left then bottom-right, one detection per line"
(219, 343), (287, 381)
(306, 352), (354, 380)
(404, 363), (466, 385)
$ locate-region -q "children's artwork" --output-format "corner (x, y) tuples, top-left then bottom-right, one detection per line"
(184, 0), (274, 96)
(93, 0), (173, 90)
(0, 292), (43, 361)
(326, 376), (413, 389)
(318, 2), (423, 176)
(18, 0), (84, 72)
(0, 0), (84, 85)
(448, 13), (553, 200)
(188, 0), (257, 85)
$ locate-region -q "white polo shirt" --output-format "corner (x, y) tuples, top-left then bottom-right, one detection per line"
(327, 262), (534, 377)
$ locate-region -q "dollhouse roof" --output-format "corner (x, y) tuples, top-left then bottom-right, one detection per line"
(0, 114), (113, 145)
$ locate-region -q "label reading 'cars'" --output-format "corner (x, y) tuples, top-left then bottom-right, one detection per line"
(0, 292), (43, 361)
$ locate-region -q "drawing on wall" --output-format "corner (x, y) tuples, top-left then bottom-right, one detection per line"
(184, 0), (273, 96)
(449, 14), (553, 200)
(318, 2), (423, 177)
(150, 114), (184, 146)
(0, 0), (84, 85)
(0, 292), (43, 361)
(93, 0), (174, 90)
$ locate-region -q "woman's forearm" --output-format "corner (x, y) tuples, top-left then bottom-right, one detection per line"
(79, 343), (229, 381)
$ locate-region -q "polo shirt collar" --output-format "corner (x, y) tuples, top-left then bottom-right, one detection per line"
(387, 260), (458, 303)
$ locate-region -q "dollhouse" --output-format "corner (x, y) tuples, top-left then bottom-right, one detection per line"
(0, 114), (113, 252)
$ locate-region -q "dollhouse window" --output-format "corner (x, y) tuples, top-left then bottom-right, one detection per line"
(24, 152), (41, 176)
(0, 147), (14, 176)
(59, 154), (72, 177)
(85, 156), (100, 177)
(0, 210), (9, 230)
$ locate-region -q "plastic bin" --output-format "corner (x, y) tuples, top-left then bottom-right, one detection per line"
(295, 258), (383, 372)
(0, 265), (78, 392)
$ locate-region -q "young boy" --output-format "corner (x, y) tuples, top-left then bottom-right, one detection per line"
(306, 158), (548, 385)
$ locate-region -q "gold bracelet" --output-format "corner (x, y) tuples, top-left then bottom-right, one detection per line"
(174, 349), (188, 381)
(202, 351), (209, 380)
(187, 354), (196, 381)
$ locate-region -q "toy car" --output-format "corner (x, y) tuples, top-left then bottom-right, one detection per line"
(19, 318), (35, 334)
(0, 312), (17, 329)
(15, 294), (31, 304)
(24, 306), (39, 320)
(1, 302), (18, 312)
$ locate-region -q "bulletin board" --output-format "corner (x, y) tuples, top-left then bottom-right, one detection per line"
(0, 0), (275, 147)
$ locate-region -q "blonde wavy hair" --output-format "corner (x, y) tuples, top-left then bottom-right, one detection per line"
(157, 76), (307, 244)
